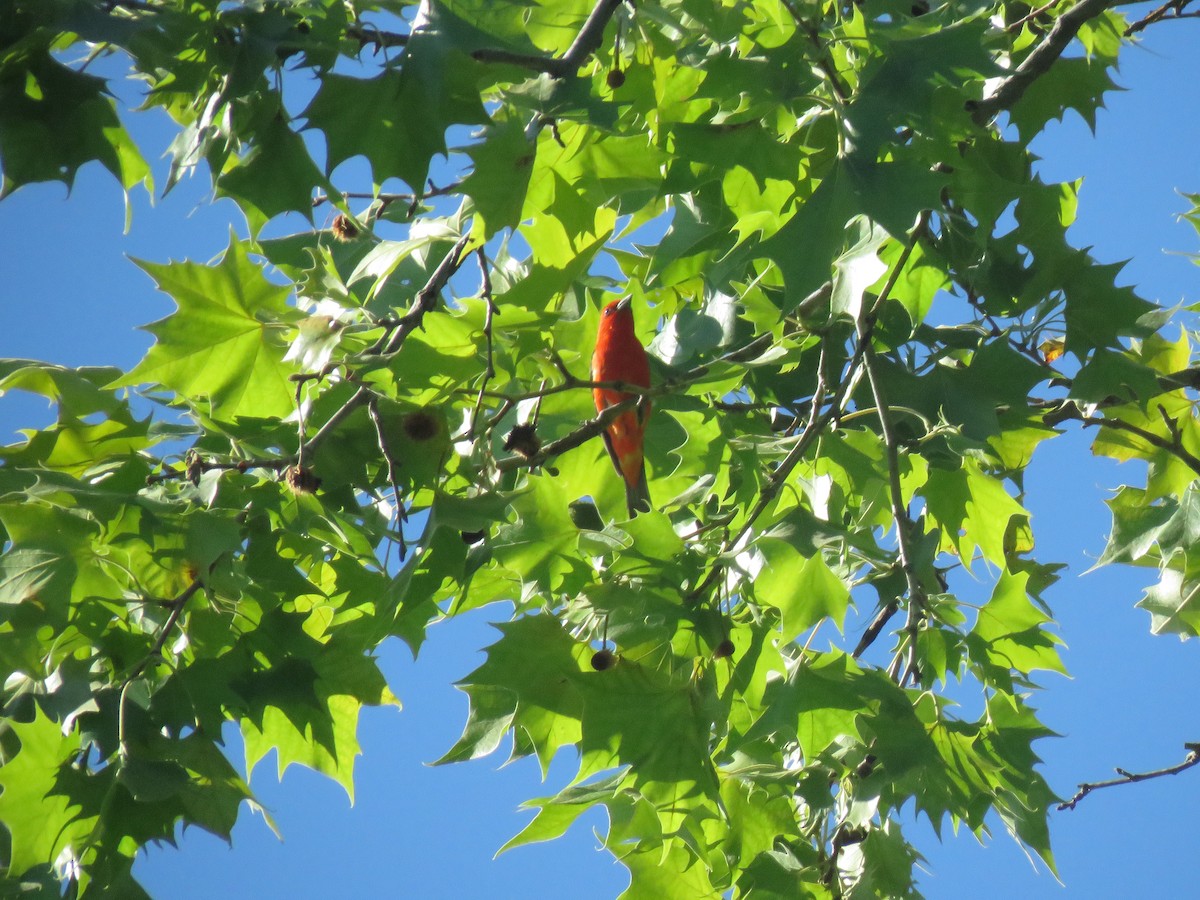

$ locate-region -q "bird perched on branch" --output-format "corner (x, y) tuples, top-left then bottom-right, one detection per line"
(592, 296), (652, 517)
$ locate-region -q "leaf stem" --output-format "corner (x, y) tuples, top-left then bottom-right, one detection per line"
(860, 339), (926, 684)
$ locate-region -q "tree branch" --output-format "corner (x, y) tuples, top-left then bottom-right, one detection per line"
(860, 338), (927, 685)
(685, 219), (927, 605)
(494, 394), (643, 473)
(852, 602), (900, 658)
(123, 578), (205, 684)
(1058, 743), (1200, 810)
(347, 23), (410, 51)
(1125, 0), (1199, 34)
(1051, 401), (1200, 478)
(472, 0), (627, 78)
(146, 454), (292, 484)
(307, 233), (472, 457)
(971, 0), (1117, 124)
(470, 47), (565, 75)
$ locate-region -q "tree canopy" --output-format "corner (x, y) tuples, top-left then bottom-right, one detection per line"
(2, 0), (1199, 896)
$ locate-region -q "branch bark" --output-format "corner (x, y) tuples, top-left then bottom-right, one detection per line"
(472, 0), (627, 77)
(970, 0), (1117, 123)
(305, 233), (472, 457)
(1059, 743), (1200, 810)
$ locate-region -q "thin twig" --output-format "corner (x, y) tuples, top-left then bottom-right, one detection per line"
(466, 249), (499, 441)
(1125, 0), (1196, 34)
(781, 0), (850, 103)
(860, 339), (926, 684)
(294, 375), (311, 469)
(347, 23), (410, 51)
(467, 312), (790, 417)
(1058, 743), (1200, 810)
(312, 180), (463, 211)
(146, 457), (292, 484)
(470, 47), (565, 75)
(368, 399), (408, 562)
(685, 218), (927, 606)
(1059, 404), (1200, 478)
(1005, 0), (1062, 32)
(852, 602), (900, 658)
(123, 579), (205, 684)
(495, 395), (641, 473)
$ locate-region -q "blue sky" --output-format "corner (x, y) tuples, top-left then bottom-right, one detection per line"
(3, 15), (1200, 900)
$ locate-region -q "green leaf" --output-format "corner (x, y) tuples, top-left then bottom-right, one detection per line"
(970, 570), (1065, 675)
(491, 476), (584, 594)
(576, 660), (721, 819)
(755, 541), (852, 643)
(303, 28), (486, 190)
(114, 236), (298, 420)
(461, 117), (536, 238)
(1063, 259), (1155, 354)
(216, 112), (331, 233)
(922, 460), (1026, 569)
(0, 547), (69, 607)
(115, 757), (190, 804)
(1009, 57), (1118, 140)
(0, 709), (89, 878)
(762, 154), (943, 310)
(0, 50), (150, 198)
(617, 843), (720, 900)
(1137, 560), (1200, 637)
(498, 773), (625, 854)
(439, 616), (585, 772)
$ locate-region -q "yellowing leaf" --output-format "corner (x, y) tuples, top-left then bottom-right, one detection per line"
(1039, 337), (1065, 364)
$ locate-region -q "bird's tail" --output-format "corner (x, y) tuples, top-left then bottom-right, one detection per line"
(625, 467), (652, 518)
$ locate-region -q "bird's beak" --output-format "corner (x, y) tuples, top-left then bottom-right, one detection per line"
(616, 296), (632, 311)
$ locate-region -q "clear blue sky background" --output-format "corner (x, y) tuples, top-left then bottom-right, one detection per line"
(2, 17), (1199, 900)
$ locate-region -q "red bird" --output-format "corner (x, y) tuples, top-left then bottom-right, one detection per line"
(592, 296), (652, 517)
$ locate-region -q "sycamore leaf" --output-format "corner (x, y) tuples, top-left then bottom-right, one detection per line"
(114, 236), (298, 420)
(498, 773), (626, 854)
(970, 570), (1065, 675)
(1137, 560), (1200, 638)
(302, 26), (486, 190)
(216, 112), (333, 233)
(762, 154), (943, 311)
(439, 615), (585, 772)
(755, 540), (852, 643)
(0, 50), (150, 198)
(461, 117), (536, 238)
(0, 709), (89, 878)
(617, 843), (720, 900)
(922, 461), (1026, 569)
